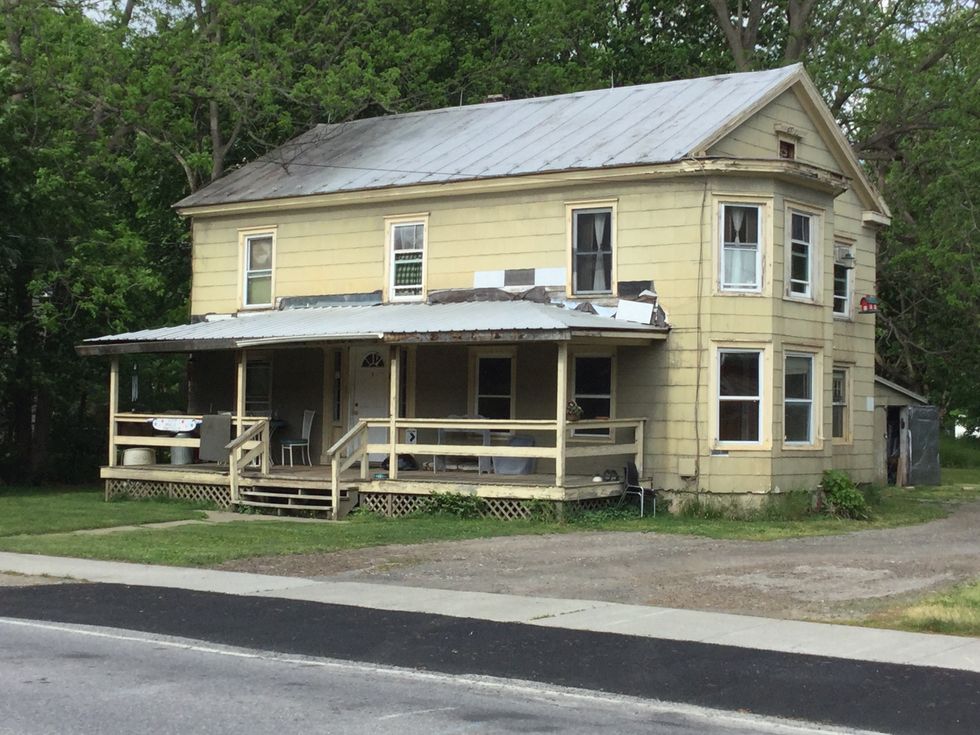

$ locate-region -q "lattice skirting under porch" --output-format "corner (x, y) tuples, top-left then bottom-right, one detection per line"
(358, 492), (619, 520)
(105, 478), (232, 508)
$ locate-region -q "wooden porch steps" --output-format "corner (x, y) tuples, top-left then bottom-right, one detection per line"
(236, 486), (359, 515)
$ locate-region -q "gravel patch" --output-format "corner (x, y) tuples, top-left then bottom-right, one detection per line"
(220, 501), (980, 622)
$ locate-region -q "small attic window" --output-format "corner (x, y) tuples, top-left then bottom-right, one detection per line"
(778, 138), (796, 160)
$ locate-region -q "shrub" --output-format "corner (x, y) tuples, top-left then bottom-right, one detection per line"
(821, 470), (871, 520)
(417, 491), (487, 518)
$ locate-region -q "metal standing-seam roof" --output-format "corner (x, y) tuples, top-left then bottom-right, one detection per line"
(176, 65), (803, 209)
(78, 301), (668, 355)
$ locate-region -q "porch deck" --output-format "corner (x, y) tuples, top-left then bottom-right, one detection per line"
(101, 461), (625, 518)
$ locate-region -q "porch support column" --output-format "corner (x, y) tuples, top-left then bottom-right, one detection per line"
(555, 342), (568, 489)
(234, 350), (246, 437)
(108, 357), (119, 468)
(388, 345), (400, 480)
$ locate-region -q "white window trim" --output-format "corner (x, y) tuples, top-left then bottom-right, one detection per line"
(783, 202), (822, 303)
(569, 352), (616, 439)
(832, 239), (855, 319)
(714, 346), (767, 447)
(714, 196), (773, 296)
(239, 228), (277, 310)
(468, 347), (517, 422)
(832, 365), (852, 444)
(783, 352), (816, 445)
(384, 213), (429, 303)
(565, 199), (617, 298)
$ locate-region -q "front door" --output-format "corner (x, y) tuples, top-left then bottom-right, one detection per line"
(350, 347), (389, 461)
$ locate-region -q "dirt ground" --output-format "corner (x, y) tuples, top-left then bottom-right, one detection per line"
(221, 501), (980, 622)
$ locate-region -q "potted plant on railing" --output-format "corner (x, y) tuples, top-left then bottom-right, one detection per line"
(566, 401), (585, 422)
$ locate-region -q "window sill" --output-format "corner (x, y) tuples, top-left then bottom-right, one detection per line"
(781, 442), (825, 452)
(717, 288), (763, 296)
(832, 314), (854, 322)
(783, 295), (820, 306)
(832, 438), (853, 446)
(241, 303), (274, 311)
(711, 441), (772, 452)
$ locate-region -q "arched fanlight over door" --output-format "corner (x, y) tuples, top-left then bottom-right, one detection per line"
(360, 352), (385, 369)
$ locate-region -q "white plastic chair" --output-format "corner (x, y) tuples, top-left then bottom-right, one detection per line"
(281, 410), (315, 466)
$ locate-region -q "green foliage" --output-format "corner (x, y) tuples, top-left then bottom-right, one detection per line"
(940, 435), (980, 469)
(822, 470), (871, 521)
(416, 491), (487, 518)
(678, 490), (814, 522)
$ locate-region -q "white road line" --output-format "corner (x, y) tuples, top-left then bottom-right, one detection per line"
(0, 617), (885, 735)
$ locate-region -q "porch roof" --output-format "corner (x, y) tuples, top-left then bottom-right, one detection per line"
(78, 301), (668, 356)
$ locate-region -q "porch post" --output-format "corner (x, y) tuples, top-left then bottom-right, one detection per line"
(555, 342), (568, 488)
(388, 345), (400, 480)
(234, 350), (246, 437)
(108, 357), (119, 467)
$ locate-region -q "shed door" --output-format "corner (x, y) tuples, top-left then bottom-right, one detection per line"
(908, 405), (941, 486)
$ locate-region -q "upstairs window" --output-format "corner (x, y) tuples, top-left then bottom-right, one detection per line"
(243, 233), (274, 308)
(717, 349), (762, 443)
(572, 208), (613, 295)
(788, 212), (814, 298)
(785, 353), (814, 444)
(778, 138), (797, 159)
(720, 204), (762, 292)
(389, 220), (426, 301)
(833, 243), (853, 317)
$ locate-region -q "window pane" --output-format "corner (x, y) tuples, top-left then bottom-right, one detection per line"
(785, 403), (811, 442)
(393, 224), (423, 251)
(575, 357), (612, 396)
(832, 370), (846, 403)
(246, 274), (272, 305)
(478, 358), (511, 397)
(248, 237), (273, 270)
(723, 247), (757, 287)
(791, 243), (809, 281)
(572, 210), (612, 293)
(723, 206), (758, 245)
(791, 213), (810, 242)
(833, 265), (849, 314)
(833, 405), (845, 439)
(477, 396), (511, 420)
(719, 400), (759, 441)
(785, 356), (811, 399)
(719, 352), (759, 397)
(393, 255), (422, 287)
(577, 396), (611, 420)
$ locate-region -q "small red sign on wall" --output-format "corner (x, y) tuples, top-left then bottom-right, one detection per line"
(859, 295), (879, 313)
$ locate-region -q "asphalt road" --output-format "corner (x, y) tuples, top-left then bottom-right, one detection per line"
(1, 583), (977, 734)
(0, 619), (852, 735)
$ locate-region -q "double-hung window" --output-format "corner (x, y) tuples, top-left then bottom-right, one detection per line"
(720, 204), (761, 291)
(832, 367), (848, 440)
(389, 220), (426, 300)
(572, 355), (613, 436)
(571, 208), (613, 295)
(784, 353), (814, 443)
(788, 212), (813, 298)
(475, 355), (514, 420)
(243, 233), (274, 308)
(833, 243), (853, 317)
(717, 350), (762, 443)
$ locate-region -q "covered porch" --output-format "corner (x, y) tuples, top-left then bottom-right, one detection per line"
(83, 299), (667, 519)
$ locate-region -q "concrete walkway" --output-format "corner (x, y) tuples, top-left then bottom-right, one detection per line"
(66, 509), (325, 536)
(1, 551), (977, 674)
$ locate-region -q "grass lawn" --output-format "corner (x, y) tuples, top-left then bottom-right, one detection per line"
(0, 481), (974, 567)
(0, 487), (208, 537)
(940, 467), (980, 487)
(866, 579), (980, 637)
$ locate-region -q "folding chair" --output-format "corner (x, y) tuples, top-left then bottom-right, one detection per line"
(621, 460), (656, 517)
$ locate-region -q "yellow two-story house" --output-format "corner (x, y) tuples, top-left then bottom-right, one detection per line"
(83, 64), (889, 519)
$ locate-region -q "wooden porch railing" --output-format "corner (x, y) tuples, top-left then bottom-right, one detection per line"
(225, 418), (271, 503)
(326, 416), (646, 499)
(327, 420), (372, 519)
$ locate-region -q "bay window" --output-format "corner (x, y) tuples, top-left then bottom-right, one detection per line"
(717, 349), (762, 443)
(720, 204), (761, 291)
(784, 353), (814, 443)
